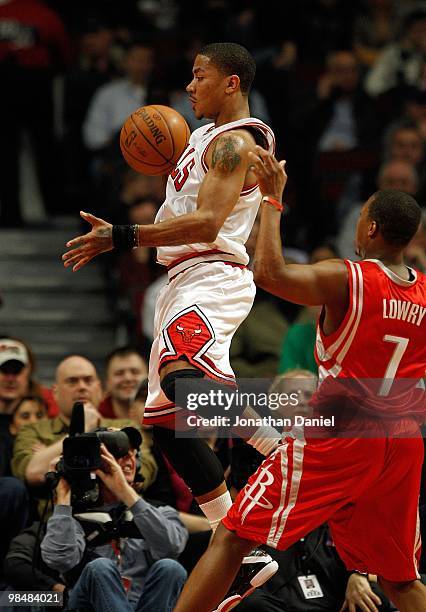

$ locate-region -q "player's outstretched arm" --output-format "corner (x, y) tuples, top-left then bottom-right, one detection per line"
(251, 146), (348, 307)
(62, 131), (254, 271)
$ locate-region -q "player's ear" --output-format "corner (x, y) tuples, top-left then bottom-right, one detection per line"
(225, 74), (240, 95)
(368, 220), (379, 238)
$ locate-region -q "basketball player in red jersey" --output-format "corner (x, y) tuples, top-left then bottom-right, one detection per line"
(62, 43), (284, 605)
(174, 149), (426, 612)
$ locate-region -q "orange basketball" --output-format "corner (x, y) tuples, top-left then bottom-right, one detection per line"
(120, 105), (191, 176)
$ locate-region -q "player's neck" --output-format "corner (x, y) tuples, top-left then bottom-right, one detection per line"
(214, 99), (250, 127)
(364, 248), (409, 276)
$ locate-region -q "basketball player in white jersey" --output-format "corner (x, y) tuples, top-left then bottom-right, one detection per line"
(63, 42), (281, 607)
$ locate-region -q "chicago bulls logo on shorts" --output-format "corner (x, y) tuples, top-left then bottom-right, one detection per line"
(160, 306), (214, 366)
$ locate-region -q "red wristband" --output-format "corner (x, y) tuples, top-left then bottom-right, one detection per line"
(261, 196), (284, 212)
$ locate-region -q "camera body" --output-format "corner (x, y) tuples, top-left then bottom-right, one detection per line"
(48, 403), (141, 512)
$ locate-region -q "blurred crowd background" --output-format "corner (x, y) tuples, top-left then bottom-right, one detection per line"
(0, 1), (425, 609)
(1, 0), (425, 366)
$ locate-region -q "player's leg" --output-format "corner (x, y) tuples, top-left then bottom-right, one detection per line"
(378, 578), (426, 612)
(175, 435), (367, 612)
(174, 523), (254, 612)
(330, 437), (425, 612)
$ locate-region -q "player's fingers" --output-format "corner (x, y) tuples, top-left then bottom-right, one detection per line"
(348, 603), (356, 612)
(339, 601), (348, 611)
(80, 211), (104, 225)
(263, 153), (277, 174)
(248, 151), (263, 167)
(254, 144), (269, 159)
(62, 246), (88, 262)
(66, 233), (90, 248)
(72, 256), (92, 272)
(63, 250), (94, 268)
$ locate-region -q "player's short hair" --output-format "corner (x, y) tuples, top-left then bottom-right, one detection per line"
(368, 190), (421, 247)
(199, 42), (256, 95)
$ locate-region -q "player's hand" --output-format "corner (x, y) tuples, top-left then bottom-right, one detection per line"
(62, 211), (113, 272)
(248, 146), (287, 203)
(340, 573), (381, 612)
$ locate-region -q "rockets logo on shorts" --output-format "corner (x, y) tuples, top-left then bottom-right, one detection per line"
(159, 305), (215, 371)
(238, 458), (275, 524)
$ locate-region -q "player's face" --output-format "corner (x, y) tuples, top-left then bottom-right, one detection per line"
(186, 55), (228, 120)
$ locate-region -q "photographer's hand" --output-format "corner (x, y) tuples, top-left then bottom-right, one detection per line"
(84, 404), (101, 432)
(95, 444), (139, 507)
(56, 478), (71, 506)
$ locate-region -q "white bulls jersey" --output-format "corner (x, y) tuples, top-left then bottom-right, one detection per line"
(155, 117), (275, 277)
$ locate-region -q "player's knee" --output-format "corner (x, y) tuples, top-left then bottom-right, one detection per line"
(153, 427), (225, 496)
(213, 523), (253, 557)
(160, 367), (204, 403)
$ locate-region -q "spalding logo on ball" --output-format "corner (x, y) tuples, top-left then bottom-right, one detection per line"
(120, 105), (191, 176)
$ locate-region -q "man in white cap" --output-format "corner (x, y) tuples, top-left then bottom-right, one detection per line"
(0, 338), (30, 416)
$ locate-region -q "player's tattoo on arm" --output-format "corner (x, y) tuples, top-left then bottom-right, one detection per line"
(211, 136), (242, 172)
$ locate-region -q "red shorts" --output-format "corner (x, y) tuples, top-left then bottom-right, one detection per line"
(223, 435), (423, 581)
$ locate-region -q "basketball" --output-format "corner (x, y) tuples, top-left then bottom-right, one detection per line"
(120, 105), (191, 176)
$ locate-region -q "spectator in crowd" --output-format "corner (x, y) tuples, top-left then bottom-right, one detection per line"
(303, 49), (381, 154)
(365, 9), (426, 98)
(99, 347), (148, 420)
(4, 521), (66, 605)
(63, 16), (116, 211)
(115, 194), (163, 345)
(292, 0), (356, 64)
(0, 477), (29, 588)
(385, 87), (426, 142)
(292, 48), (382, 244)
(385, 123), (426, 203)
(141, 274), (168, 342)
(336, 159), (419, 259)
(0, 0), (70, 225)
(353, 0), (398, 67)
(40, 441), (188, 612)
(405, 212), (426, 273)
(0, 395), (47, 477)
(385, 123), (424, 168)
(11, 355), (157, 495)
(83, 38), (154, 153)
(253, 39), (298, 159)
(230, 217), (288, 377)
(0, 337), (56, 419)
(236, 525), (395, 612)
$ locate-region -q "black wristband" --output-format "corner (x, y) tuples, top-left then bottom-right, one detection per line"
(112, 225), (138, 253)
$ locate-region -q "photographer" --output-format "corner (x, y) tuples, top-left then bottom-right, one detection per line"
(40, 438), (188, 612)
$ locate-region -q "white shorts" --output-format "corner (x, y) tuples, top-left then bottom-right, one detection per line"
(143, 261), (255, 424)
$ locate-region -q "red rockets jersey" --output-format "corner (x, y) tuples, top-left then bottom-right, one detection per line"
(315, 259), (426, 419)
